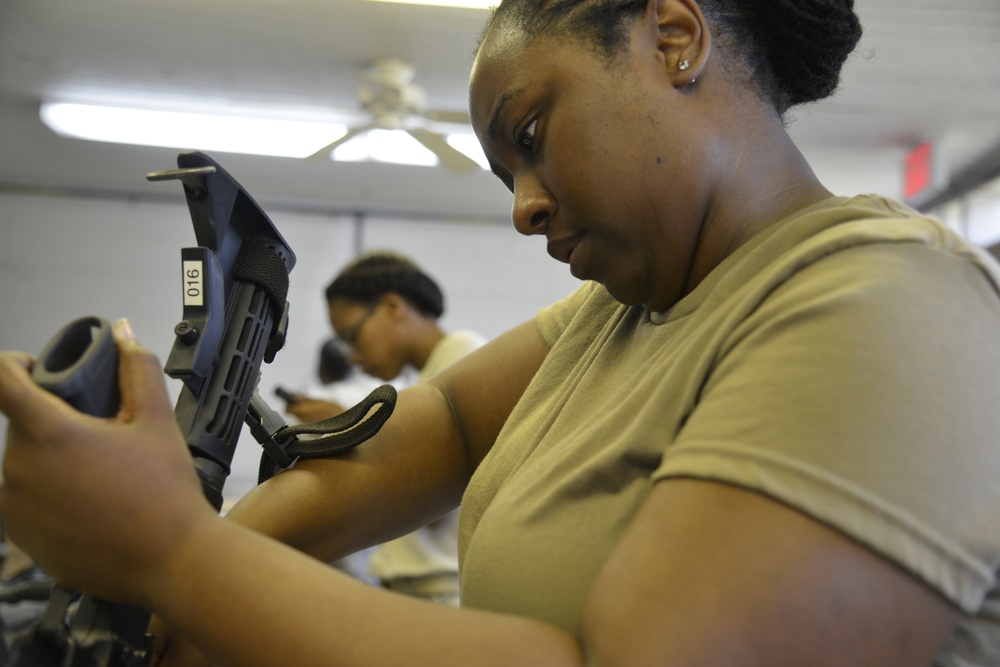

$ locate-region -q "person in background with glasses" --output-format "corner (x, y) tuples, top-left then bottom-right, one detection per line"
(320, 250), (486, 605)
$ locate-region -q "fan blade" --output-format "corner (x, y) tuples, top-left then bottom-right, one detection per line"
(407, 127), (481, 174)
(423, 109), (472, 125)
(306, 125), (371, 160)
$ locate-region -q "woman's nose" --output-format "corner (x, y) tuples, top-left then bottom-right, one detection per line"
(511, 173), (556, 236)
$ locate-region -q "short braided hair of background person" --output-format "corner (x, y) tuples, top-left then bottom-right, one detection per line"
(324, 250), (445, 319)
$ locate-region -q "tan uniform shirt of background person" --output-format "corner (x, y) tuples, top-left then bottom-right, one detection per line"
(369, 330), (487, 602)
(458, 195), (1000, 666)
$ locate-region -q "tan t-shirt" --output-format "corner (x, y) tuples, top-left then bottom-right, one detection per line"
(458, 195), (1000, 665)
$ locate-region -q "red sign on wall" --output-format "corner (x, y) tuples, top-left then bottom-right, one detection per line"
(903, 141), (934, 201)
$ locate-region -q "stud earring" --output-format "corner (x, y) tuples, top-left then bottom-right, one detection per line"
(678, 60), (691, 71)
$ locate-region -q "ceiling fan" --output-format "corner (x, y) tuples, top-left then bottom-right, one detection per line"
(310, 57), (481, 174)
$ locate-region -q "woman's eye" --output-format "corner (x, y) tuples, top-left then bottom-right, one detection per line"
(518, 119), (537, 149)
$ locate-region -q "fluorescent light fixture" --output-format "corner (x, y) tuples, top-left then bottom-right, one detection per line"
(366, 0), (495, 8)
(332, 129), (439, 167)
(445, 134), (490, 170)
(40, 102), (348, 159)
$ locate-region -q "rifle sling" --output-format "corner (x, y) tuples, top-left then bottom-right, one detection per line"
(258, 384), (397, 483)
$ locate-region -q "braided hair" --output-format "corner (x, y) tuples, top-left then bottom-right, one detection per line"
(481, 0), (862, 115)
(324, 251), (445, 319)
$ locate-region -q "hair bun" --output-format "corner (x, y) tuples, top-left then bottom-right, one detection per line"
(750, 0), (863, 111)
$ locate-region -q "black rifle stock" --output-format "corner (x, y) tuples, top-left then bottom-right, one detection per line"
(153, 151), (295, 511)
(7, 151), (296, 667)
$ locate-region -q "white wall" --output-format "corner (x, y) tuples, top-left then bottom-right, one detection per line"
(0, 190), (579, 504)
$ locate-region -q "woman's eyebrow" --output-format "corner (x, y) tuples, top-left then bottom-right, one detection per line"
(488, 87), (526, 140)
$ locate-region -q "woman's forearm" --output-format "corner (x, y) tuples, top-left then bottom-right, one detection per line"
(223, 381), (471, 562)
(224, 320), (549, 562)
(155, 516), (583, 667)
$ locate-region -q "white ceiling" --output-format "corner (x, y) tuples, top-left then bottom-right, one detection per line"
(1, 0), (999, 222)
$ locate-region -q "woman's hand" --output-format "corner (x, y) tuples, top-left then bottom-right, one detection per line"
(0, 320), (214, 609)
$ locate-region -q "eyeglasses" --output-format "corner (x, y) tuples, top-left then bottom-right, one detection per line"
(337, 302), (378, 348)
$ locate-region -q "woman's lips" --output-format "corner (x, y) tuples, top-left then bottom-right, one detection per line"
(547, 234), (582, 264)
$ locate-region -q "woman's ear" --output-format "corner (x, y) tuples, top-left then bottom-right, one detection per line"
(380, 292), (409, 321)
(651, 0), (711, 88)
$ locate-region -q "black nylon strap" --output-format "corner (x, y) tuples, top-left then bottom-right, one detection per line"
(258, 384), (397, 483)
(232, 242), (290, 315)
